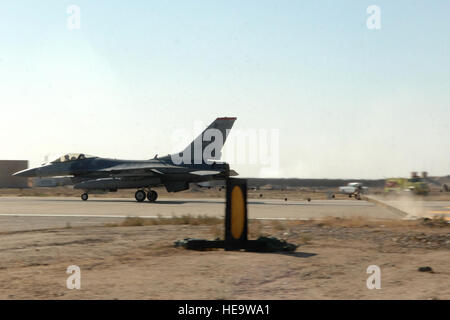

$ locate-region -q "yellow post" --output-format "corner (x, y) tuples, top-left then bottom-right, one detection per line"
(225, 178), (248, 250)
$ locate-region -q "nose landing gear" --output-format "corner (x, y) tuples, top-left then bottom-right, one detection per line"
(81, 193), (89, 201)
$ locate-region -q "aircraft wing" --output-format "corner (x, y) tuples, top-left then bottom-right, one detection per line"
(97, 162), (181, 177)
(189, 170), (222, 176)
(96, 163), (233, 178)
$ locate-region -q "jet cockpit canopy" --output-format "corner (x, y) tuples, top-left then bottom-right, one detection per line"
(51, 153), (96, 163)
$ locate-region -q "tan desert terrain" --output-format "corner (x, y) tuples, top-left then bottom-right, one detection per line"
(0, 217), (448, 300)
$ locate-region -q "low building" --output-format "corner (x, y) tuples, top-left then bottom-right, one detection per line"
(0, 160), (29, 188)
(32, 177), (72, 187)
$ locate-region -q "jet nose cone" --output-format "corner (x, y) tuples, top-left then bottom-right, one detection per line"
(13, 168), (38, 177)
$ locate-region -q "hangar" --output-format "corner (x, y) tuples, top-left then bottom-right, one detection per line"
(0, 160), (29, 188)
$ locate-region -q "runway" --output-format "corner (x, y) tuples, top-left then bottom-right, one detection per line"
(0, 196), (405, 232)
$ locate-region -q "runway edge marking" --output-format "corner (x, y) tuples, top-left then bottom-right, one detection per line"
(0, 213), (311, 221)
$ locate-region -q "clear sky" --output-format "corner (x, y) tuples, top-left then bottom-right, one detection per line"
(0, 1), (449, 179)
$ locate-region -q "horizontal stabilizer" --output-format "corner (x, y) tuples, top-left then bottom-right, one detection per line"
(229, 170), (239, 176)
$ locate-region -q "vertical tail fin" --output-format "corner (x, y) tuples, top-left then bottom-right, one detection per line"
(172, 117), (237, 165)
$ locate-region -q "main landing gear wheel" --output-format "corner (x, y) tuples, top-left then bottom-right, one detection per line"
(81, 193), (88, 201)
(135, 190), (146, 202)
(147, 190), (158, 202)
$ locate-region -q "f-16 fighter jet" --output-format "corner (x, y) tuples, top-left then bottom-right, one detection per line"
(13, 117), (237, 202)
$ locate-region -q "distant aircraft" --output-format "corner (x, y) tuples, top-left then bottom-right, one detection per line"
(338, 182), (368, 199)
(13, 117), (238, 202)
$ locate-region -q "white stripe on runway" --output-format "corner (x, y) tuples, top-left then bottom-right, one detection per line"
(0, 213), (310, 221)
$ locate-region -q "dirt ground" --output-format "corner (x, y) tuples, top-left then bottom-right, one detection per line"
(0, 218), (448, 300)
